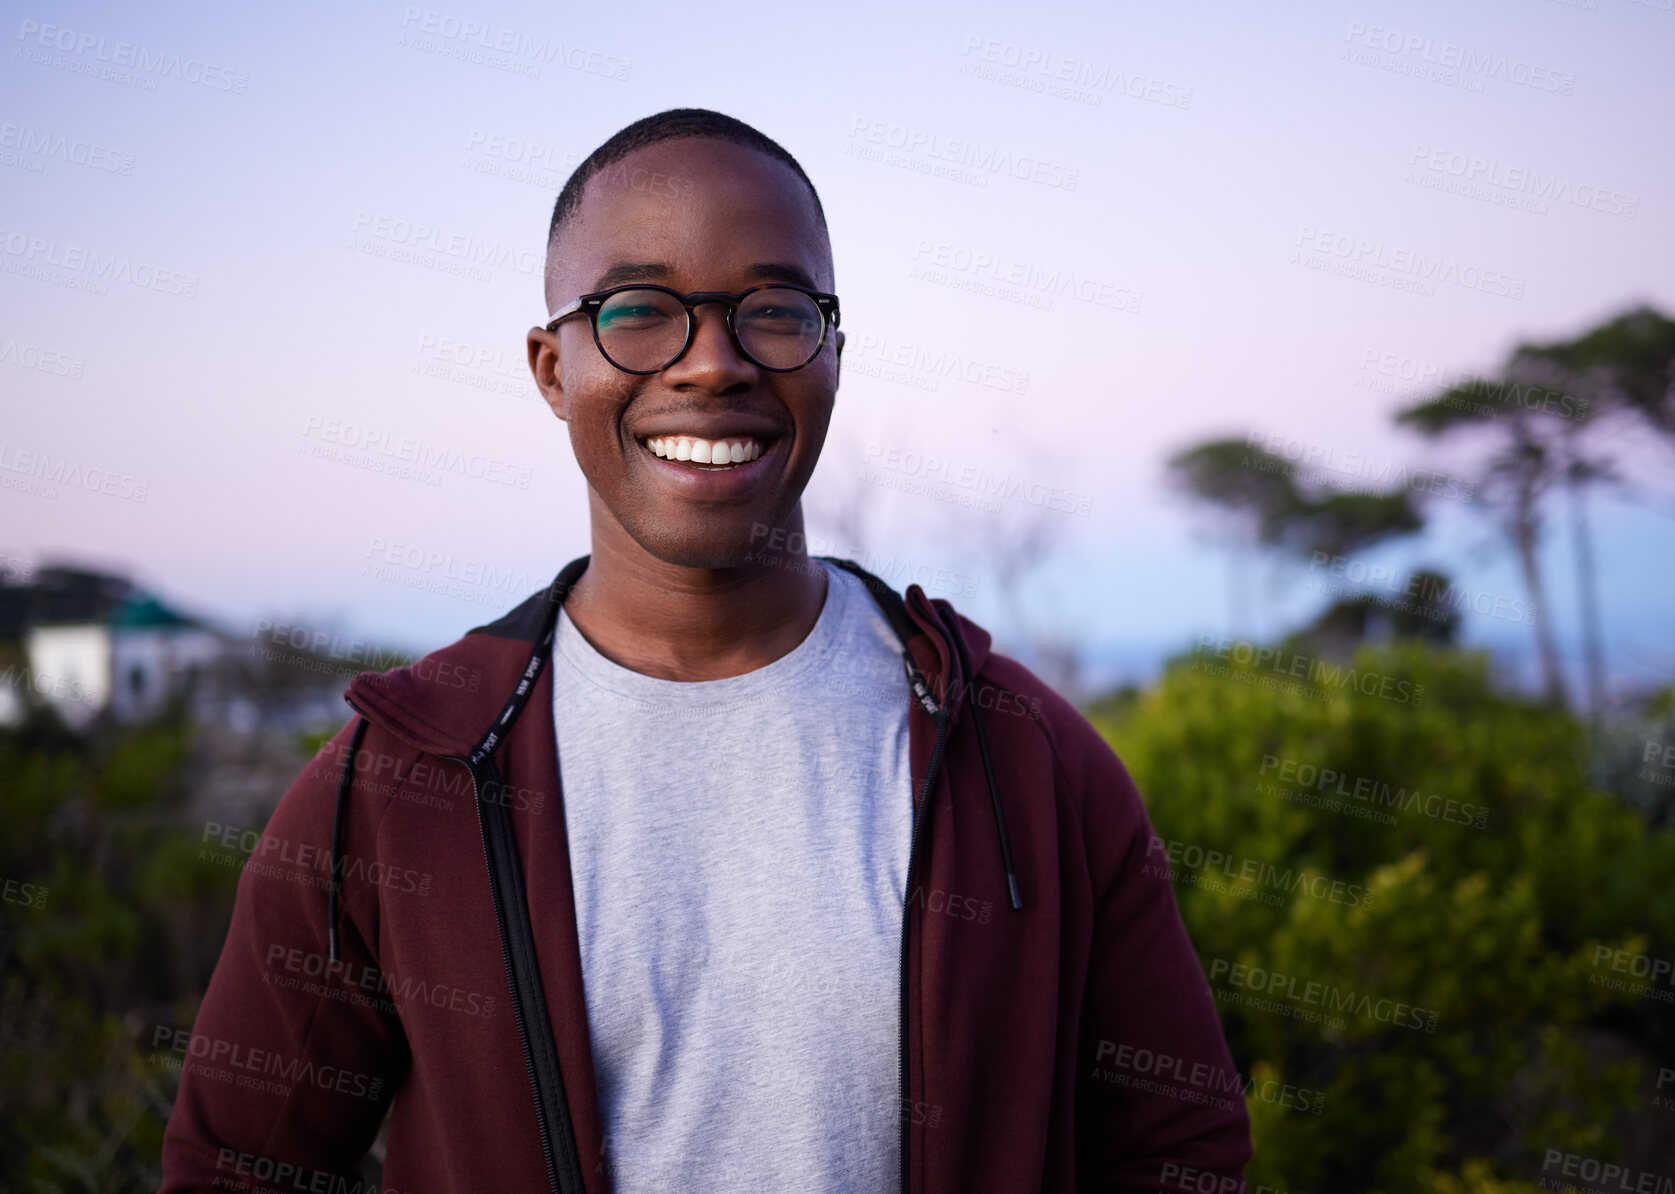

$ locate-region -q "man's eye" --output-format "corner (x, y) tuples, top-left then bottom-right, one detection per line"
(600, 306), (672, 326)
(743, 308), (816, 333)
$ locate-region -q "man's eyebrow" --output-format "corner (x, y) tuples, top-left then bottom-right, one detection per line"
(591, 262), (671, 290)
(587, 261), (821, 291)
(743, 262), (818, 289)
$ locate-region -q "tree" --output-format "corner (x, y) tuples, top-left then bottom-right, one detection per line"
(1515, 307), (1675, 723)
(1397, 365), (1570, 707)
(1399, 305), (1675, 715)
(1271, 490), (1424, 561)
(1166, 439), (1308, 636)
(1167, 439), (1423, 638)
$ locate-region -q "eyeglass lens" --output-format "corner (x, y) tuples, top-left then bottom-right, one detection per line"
(593, 287), (825, 372)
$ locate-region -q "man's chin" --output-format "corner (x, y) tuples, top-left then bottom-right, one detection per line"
(629, 523), (788, 574)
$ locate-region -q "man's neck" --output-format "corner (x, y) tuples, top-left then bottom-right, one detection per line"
(561, 515), (830, 683)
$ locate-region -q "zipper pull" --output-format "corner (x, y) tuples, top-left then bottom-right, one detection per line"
(902, 651), (941, 716)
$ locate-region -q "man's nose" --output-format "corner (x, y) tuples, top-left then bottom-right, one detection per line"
(664, 301), (755, 385)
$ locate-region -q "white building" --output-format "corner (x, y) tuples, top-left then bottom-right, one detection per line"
(1, 569), (225, 730)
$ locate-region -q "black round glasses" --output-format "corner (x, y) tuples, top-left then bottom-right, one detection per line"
(544, 283), (840, 375)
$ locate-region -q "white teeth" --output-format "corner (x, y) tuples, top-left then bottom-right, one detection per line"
(644, 435), (765, 466)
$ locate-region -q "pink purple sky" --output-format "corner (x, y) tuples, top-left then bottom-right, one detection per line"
(4, 0), (1673, 695)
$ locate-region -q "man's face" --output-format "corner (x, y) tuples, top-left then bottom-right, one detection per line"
(528, 138), (842, 570)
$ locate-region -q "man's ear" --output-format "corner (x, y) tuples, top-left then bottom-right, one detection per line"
(527, 328), (568, 421)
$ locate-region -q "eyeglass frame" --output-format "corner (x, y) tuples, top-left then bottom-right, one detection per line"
(543, 282), (841, 375)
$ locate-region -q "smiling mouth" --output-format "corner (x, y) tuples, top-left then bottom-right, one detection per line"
(642, 434), (767, 470)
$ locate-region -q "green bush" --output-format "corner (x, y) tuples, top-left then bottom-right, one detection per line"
(1093, 643), (1675, 1193)
(0, 717), (231, 1191)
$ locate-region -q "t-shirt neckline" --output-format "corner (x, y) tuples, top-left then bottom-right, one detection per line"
(552, 559), (848, 710)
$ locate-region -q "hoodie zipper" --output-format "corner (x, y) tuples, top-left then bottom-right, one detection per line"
(338, 696), (572, 1192)
(449, 753), (569, 1194)
(900, 695), (953, 1194)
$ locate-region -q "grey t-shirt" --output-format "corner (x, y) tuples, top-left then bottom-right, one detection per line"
(551, 559), (913, 1192)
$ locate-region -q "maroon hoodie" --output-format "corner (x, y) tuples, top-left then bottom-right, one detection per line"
(160, 556), (1250, 1193)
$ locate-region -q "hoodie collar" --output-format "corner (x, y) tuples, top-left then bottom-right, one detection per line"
(343, 558), (995, 753)
(345, 558), (585, 759)
(341, 553), (1023, 917)
(901, 583), (992, 723)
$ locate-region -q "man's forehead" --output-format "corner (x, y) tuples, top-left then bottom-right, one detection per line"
(548, 139), (831, 301)
(577, 137), (814, 218)
(585, 260), (820, 292)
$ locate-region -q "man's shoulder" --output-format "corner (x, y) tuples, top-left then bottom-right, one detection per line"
(973, 643), (1126, 782)
(971, 642), (1152, 883)
(344, 579), (563, 755)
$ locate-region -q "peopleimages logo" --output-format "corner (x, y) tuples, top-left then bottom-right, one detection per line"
(1091, 1041), (1325, 1116)
(1192, 636), (1426, 707)
(0, 122), (135, 174)
(1590, 944), (1675, 1004)
(1407, 143), (1638, 219)
(1342, 22), (1577, 95)
(1159, 1162), (1304, 1194)
(1293, 224), (1526, 300)
(1540, 1149), (1673, 1193)
(850, 333), (1030, 395)
(0, 444), (150, 502)
(957, 35), (1194, 110)
(2, 876), (48, 911)
(1145, 835), (1372, 909)
(15, 19), (251, 92)
(0, 228), (200, 297)
(846, 116), (1080, 191)
(300, 415), (533, 488)
(150, 1026), (383, 1101)
(910, 239), (1142, 313)
(1208, 958), (1440, 1033)
(213, 1147), (414, 1194)
(265, 945), (496, 1019)
(864, 442), (1093, 517)
(198, 822), (433, 897)
(1307, 553), (1535, 626)
(1246, 429), (1475, 502)
(351, 211), (542, 278)
(1353, 348), (1589, 420)
(397, 7), (631, 80)
(1258, 755), (1488, 830)
(0, 337), (85, 379)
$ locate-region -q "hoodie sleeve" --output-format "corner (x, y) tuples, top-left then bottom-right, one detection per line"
(1068, 725), (1252, 1192)
(159, 715), (415, 1193)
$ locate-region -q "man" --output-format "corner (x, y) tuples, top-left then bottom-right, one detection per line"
(161, 109), (1250, 1193)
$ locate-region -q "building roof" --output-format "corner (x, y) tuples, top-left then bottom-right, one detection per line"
(111, 594), (197, 629)
(0, 566), (204, 636)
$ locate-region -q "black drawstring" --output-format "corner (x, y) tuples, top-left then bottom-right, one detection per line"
(328, 716), (370, 964)
(934, 603), (1024, 912)
(820, 556), (1025, 912)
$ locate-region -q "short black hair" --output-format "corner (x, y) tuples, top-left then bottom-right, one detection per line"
(545, 107), (828, 251)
